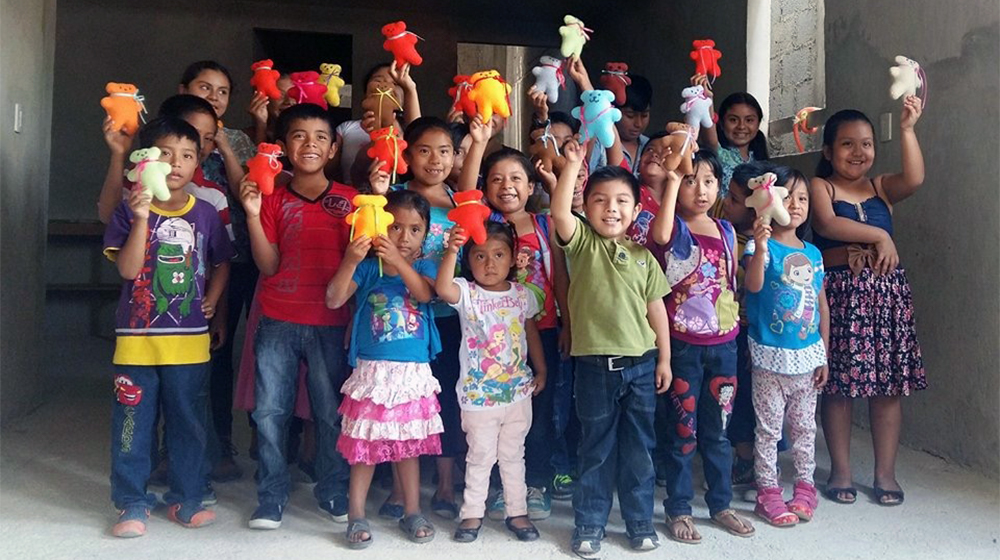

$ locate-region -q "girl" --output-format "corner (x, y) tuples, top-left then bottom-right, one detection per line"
(435, 222), (547, 543)
(326, 190), (443, 548)
(651, 150), (755, 543)
(744, 167), (829, 525)
(810, 98), (926, 506)
(626, 130), (675, 247)
(460, 119), (570, 520)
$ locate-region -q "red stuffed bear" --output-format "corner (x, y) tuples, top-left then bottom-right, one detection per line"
(367, 126), (409, 180)
(599, 62), (632, 106)
(251, 59), (282, 100)
(382, 21), (423, 68)
(246, 143), (284, 196)
(690, 39), (722, 79)
(448, 75), (477, 118)
(447, 190), (491, 245)
(288, 71), (329, 109)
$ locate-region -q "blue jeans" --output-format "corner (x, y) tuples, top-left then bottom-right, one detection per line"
(110, 362), (210, 511)
(524, 327), (560, 488)
(253, 316), (349, 507)
(551, 356), (579, 475)
(572, 353), (657, 528)
(662, 338), (738, 517)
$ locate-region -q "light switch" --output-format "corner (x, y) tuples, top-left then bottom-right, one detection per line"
(13, 103), (23, 133)
(879, 112), (892, 142)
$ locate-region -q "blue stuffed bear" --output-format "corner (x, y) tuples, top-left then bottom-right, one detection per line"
(571, 90), (621, 147)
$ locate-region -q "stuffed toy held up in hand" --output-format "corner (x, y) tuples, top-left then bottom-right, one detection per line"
(288, 71), (329, 109)
(680, 85), (714, 132)
(467, 70), (511, 122)
(319, 63), (346, 108)
(245, 143), (284, 196)
(382, 21), (423, 68)
(531, 56), (565, 103)
(599, 62), (631, 106)
(101, 82), (147, 136)
(655, 122), (699, 176)
(745, 172), (790, 226)
(889, 55), (926, 105)
(126, 147), (171, 202)
(559, 15), (592, 58)
(529, 126), (567, 175)
(251, 59), (282, 100)
(690, 40), (722, 81)
(347, 194), (395, 242)
(366, 126), (408, 183)
(571, 90), (621, 147)
(447, 190), (491, 246)
(448, 75), (477, 118)
(362, 79), (403, 129)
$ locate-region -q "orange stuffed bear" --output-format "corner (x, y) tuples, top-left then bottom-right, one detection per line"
(382, 21), (423, 67)
(447, 190), (491, 245)
(101, 82), (146, 135)
(245, 143), (284, 196)
(347, 194), (395, 242)
(366, 126), (408, 182)
(467, 70), (511, 122)
(251, 60), (282, 100)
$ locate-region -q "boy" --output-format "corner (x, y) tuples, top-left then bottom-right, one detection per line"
(103, 117), (234, 537)
(549, 140), (672, 556)
(239, 102), (355, 530)
(588, 76), (653, 176)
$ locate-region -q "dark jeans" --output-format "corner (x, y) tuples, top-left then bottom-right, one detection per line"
(572, 352), (657, 528)
(431, 314), (466, 457)
(252, 316), (349, 506)
(524, 327), (560, 488)
(662, 338), (738, 517)
(551, 355), (579, 475)
(110, 362), (210, 511)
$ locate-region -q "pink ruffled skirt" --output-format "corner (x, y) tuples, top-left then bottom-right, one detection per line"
(336, 359), (443, 465)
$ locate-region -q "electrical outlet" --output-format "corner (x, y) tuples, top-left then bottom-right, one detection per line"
(879, 112), (892, 142)
(13, 103), (23, 133)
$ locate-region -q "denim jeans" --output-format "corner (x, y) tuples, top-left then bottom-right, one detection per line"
(253, 316), (349, 507)
(572, 352), (657, 528)
(431, 315), (465, 457)
(110, 362), (210, 511)
(551, 355), (579, 475)
(662, 338), (738, 517)
(524, 327), (561, 488)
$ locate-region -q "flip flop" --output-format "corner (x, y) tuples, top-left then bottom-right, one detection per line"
(824, 486), (858, 504)
(874, 486), (905, 506)
(711, 509), (755, 538)
(399, 513), (435, 544)
(345, 518), (373, 550)
(665, 514), (702, 544)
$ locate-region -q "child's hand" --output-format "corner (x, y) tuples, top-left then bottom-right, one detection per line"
(127, 185), (152, 220)
(446, 226), (467, 254)
(247, 92), (270, 126)
(873, 233), (899, 275)
(566, 55), (593, 90)
(375, 234), (405, 267)
(361, 110), (377, 133)
(532, 370), (547, 395)
(534, 159), (558, 193)
(212, 124), (228, 154)
(813, 364), (829, 389)
(240, 178), (262, 218)
(469, 115), (494, 144)
(558, 326), (572, 359)
(445, 108), (466, 124)
(368, 158), (391, 194)
(655, 360), (673, 394)
(562, 139), (585, 164)
(209, 311), (226, 350)
(103, 116), (135, 156)
(389, 61), (416, 92)
(690, 73), (714, 96)
(528, 85), (549, 122)
(752, 216), (772, 251)
(202, 298), (218, 320)
(900, 95), (923, 130)
(345, 234), (373, 265)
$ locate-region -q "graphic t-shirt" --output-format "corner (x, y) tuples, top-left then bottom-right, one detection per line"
(103, 195), (235, 365)
(626, 185), (661, 248)
(514, 230), (557, 329)
(391, 182), (457, 318)
(349, 258), (441, 366)
(450, 278), (540, 410)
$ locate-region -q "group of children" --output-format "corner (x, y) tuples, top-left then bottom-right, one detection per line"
(99, 46), (926, 556)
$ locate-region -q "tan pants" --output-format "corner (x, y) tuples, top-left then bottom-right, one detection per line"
(459, 397), (533, 519)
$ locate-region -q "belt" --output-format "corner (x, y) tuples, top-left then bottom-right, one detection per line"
(822, 244), (875, 275)
(578, 349), (658, 372)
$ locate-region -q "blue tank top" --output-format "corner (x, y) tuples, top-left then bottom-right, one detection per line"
(812, 179), (894, 251)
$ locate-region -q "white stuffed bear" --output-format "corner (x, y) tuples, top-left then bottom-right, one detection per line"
(680, 85), (713, 132)
(126, 147), (172, 202)
(745, 172), (790, 226)
(531, 55), (564, 103)
(889, 55), (923, 100)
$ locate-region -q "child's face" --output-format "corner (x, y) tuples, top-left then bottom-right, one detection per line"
(485, 158), (530, 215)
(154, 135), (199, 190)
(617, 106), (650, 142)
(268, 76), (296, 119)
(721, 103), (760, 149)
(638, 143), (666, 184)
(368, 67), (405, 106)
(468, 237), (513, 290)
(448, 134), (473, 183)
(280, 117), (335, 175)
(583, 179), (639, 239)
(550, 122), (575, 149)
(387, 207), (427, 261)
(182, 69), (231, 119)
(782, 179), (810, 230)
(405, 129), (454, 186)
(825, 120), (875, 180)
(572, 166), (587, 210)
(723, 180), (753, 230)
(676, 162), (719, 218)
(183, 111), (218, 163)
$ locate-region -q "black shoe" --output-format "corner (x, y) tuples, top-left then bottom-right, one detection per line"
(505, 515), (539, 541)
(625, 519), (660, 550)
(319, 496), (349, 523)
(453, 518), (482, 543)
(572, 526), (605, 557)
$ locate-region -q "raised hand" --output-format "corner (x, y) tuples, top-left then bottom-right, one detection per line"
(239, 178), (262, 218)
(103, 116), (135, 155)
(900, 95), (923, 130)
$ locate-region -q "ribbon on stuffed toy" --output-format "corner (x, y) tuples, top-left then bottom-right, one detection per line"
(792, 106), (821, 154)
(683, 88), (711, 113)
(578, 105), (613, 143)
(261, 148), (284, 171)
(697, 44), (719, 87)
(670, 128), (696, 161)
(387, 30), (426, 42)
(111, 90), (148, 124)
(753, 173), (778, 212)
(916, 65), (928, 108)
(539, 122), (562, 156)
(452, 80), (471, 112)
(601, 69), (629, 86)
(373, 87), (404, 129)
(543, 62), (566, 89)
(347, 204), (387, 277)
(291, 78), (317, 104)
(571, 21), (594, 41)
(376, 126), (402, 185)
(846, 243), (876, 276)
(471, 74), (512, 118)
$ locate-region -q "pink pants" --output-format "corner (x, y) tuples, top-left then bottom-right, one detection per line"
(752, 368), (818, 488)
(459, 397), (532, 519)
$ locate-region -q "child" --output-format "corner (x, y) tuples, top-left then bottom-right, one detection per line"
(239, 102), (354, 529)
(744, 167), (829, 525)
(582, 70), (653, 175)
(625, 130), (672, 247)
(550, 140), (672, 556)
(810, 99), (926, 506)
(326, 190), (443, 548)
(650, 150), (755, 543)
(248, 73), (296, 144)
(460, 121), (570, 518)
(103, 117), (233, 537)
(435, 222), (547, 544)
(446, 121), (472, 188)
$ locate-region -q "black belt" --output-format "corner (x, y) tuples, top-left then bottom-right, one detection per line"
(578, 349), (658, 372)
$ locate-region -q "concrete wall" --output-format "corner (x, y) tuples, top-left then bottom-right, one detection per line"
(768, 0), (824, 155)
(1, 0), (57, 422)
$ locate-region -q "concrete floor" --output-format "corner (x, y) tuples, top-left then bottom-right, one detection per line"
(1, 336), (998, 560)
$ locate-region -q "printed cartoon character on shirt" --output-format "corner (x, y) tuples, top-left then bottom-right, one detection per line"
(153, 218), (197, 317)
(672, 246), (738, 336)
(514, 246), (546, 319)
(369, 284), (425, 343)
(771, 252), (820, 340)
(466, 319), (525, 407)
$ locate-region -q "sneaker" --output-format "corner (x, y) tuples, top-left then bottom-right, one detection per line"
(551, 473), (576, 501)
(210, 440), (243, 483)
(571, 525), (605, 557)
(486, 491), (506, 521)
(319, 496), (349, 523)
(655, 476), (667, 488)
(112, 506), (149, 538)
(732, 456), (755, 486)
(167, 503), (216, 528)
(202, 483), (218, 507)
(625, 519), (660, 551)
(526, 487), (551, 520)
(249, 503), (283, 530)
(754, 486), (798, 527)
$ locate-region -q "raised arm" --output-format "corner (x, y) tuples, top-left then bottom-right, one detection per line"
(115, 188), (151, 279)
(879, 95), (924, 204)
(239, 177), (280, 276)
(434, 227), (467, 304)
(457, 116), (493, 192)
(325, 235), (371, 309)
(391, 62), (421, 125)
(98, 116), (134, 224)
(214, 129), (248, 197)
(650, 171), (681, 245)
(551, 140), (584, 243)
(744, 217), (771, 293)
(566, 55), (594, 92)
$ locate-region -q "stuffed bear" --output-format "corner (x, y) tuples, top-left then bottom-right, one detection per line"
(559, 15), (592, 58)
(250, 59), (282, 100)
(245, 143), (284, 196)
(447, 190), (492, 245)
(889, 55), (924, 100)
(690, 39), (722, 79)
(382, 21), (423, 68)
(125, 147), (171, 202)
(288, 71), (328, 109)
(319, 63), (346, 108)
(531, 56), (565, 103)
(347, 194), (395, 242)
(366, 126), (409, 181)
(448, 75), (477, 118)
(529, 126), (567, 175)
(361, 80), (403, 129)
(101, 82), (146, 136)
(680, 85), (714, 131)
(467, 70), (511, 122)
(654, 122), (699, 176)
(745, 172), (790, 226)
(571, 90), (621, 147)
(599, 62), (631, 106)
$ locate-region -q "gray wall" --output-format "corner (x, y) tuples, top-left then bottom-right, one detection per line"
(1, 0), (56, 423)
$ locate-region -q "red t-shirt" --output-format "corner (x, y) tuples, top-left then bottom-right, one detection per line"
(259, 182), (356, 326)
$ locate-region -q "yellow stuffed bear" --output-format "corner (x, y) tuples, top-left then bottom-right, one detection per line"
(467, 70), (511, 122)
(346, 194), (395, 242)
(319, 63), (346, 108)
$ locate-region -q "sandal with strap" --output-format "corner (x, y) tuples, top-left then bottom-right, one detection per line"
(824, 485), (857, 504)
(755, 486), (798, 527)
(787, 481), (819, 521)
(874, 485), (905, 506)
(345, 518), (373, 550)
(664, 514), (701, 544)
(712, 508), (756, 537)
(399, 513), (435, 544)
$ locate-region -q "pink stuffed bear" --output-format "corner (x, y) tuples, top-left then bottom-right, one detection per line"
(288, 71), (328, 109)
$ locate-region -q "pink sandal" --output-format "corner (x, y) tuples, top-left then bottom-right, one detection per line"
(754, 486), (798, 527)
(786, 481), (818, 521)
